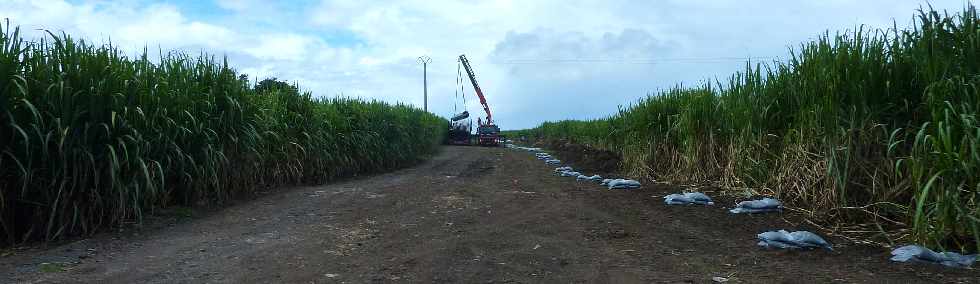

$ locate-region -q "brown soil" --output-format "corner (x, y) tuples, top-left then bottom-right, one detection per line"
(540, 140), (621, 176)
(1, 146), (976, 283)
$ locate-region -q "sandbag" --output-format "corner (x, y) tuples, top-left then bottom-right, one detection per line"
(729, 198), (783, 214)
(757, 230), (832, 250)
(890, 245), (977, 268)
(451, 111), (470, 121)
(607, 179), (642, 189)
(558, 171), (581, 177)
(664, 192), (714, 205)
(577, 174), (603, 182)
(545, 159), (561, 165)
(554, 166), (573, 173)
(508, 145), (542, 152)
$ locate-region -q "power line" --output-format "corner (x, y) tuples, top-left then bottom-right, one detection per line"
(497, 56), (781, 65)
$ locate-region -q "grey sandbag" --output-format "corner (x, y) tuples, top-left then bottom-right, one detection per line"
(729, 198), (783, 214)
(664, 192), (714, 205)
(608, 179), (641, 189)
(577, 174), (602, 182)
(601, 178), (641, 188)
(559, 171), (581, 177)
(757, 230), (832, 250)
(890, 245), (977, 268)
(451, 111), (470, 121)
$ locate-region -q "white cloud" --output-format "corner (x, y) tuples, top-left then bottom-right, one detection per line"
(244, 34), (318, 61)
(0, 1), (236, 53)
(113, 4), (237, 51)
(0, 0), (973, 129)
(215, 0), (260, 12)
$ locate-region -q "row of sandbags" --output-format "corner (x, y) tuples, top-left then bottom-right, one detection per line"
(506, 144), (645, 191)
(553, 166), (643, 190)
(534, 152), (563, 165)
(506, 144), (976, 268)
(661, 190), (976, 267)
(506, 144), (542, 152)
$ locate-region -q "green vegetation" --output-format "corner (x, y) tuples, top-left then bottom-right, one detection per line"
(38, 262), (66, 273)
(0, 22), (445, 245)
(512, 6), (980, 252)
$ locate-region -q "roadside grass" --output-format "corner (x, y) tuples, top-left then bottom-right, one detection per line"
(505, 5), (980, 252)
(0, 21), (446, 245)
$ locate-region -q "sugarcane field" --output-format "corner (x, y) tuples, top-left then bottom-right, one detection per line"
(1, 1), (979, 283)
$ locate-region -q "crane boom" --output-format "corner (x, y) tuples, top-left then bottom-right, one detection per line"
(458, 54), (492, 125)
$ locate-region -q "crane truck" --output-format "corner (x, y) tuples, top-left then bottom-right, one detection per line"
(457, 54), (500, 146)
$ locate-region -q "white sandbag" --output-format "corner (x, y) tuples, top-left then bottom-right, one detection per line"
(545, 159), (561, 165)
(451, 111), (470, 121)
(554, 166), (573, 173)
(890, 245), (977, 268)
(601, 178), (641, 189)
(608, 179), (641, 189)
(577, 174), (603, 182)
(664, 192), (714, 205)
(757, 230), (832, 250)
(509, 146), (542, 152)
(729, 198), (783, 214)
(558, 171), (581, 177)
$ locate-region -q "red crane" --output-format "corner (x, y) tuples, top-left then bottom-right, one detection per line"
(458, 54), (500, 146)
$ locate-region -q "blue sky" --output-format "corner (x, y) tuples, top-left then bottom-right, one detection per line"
(2, 0), (974, 129)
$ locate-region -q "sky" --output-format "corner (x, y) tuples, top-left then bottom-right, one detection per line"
(0, 0), (974, 129)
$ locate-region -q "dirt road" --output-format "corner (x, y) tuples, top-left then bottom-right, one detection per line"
(2, 146), (976, 283)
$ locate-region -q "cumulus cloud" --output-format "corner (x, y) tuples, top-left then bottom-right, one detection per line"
(490, 28), (674, 77)
(245, 34), (319, 61)
(0, 0), (972, 129)
(0, 1), (235, 53)
(215, 0), (260, 12)
(115, 4), (237, 50)
(485, 28), (680, 123)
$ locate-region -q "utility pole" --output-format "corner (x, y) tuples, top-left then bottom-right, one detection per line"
(417, 56), (432, 112)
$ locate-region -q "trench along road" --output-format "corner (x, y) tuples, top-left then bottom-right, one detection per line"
(2, 146), (976, 283)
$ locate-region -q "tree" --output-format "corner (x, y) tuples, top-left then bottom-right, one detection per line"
(255, 77), (299, 95)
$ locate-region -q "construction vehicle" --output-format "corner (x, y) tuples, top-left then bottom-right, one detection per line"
(458, 54), (500, 146)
